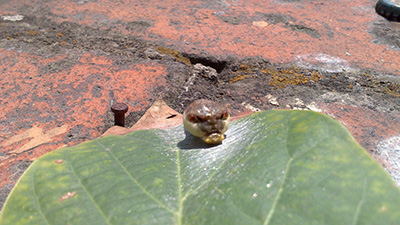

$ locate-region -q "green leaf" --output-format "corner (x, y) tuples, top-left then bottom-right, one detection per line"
(1, 110), (399, 224)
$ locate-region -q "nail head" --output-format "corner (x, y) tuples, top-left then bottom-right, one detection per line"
(111, 103), (128, 114)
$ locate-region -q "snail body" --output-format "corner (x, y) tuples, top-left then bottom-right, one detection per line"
(183, 99), (230, 144)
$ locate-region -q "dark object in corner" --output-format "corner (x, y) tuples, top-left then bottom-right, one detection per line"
(376, 0), (400, 21)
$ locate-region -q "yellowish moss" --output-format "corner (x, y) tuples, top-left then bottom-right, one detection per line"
(229, 74), (252, 84)
(362, 73), (400, 97)
(262, 67), (323, 89)
(228, 64), (258, 84)
(156, 46), (191, 66)
(237, 64), (256, 73)
(25, 30), (40, 35)
(382, 84), (400, 97)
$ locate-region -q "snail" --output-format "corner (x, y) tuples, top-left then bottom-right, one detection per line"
(183, 99), (230, 144)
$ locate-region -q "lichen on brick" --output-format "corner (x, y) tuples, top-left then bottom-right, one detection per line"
(361, 73), (400, 97)
(229, 74), (252, 84)
(25, 30), (40, 35)
(156, 46), (191, 66)
(263, 67), (323, 89)
(229, 64), (257, 83)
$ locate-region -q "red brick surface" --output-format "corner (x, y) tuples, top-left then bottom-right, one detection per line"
(0, 49), (167, 188)
(2, 0), (395, 73)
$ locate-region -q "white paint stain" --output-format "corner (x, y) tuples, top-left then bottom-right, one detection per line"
(295, 53), (355, 73)
(2, 15), (24, 21)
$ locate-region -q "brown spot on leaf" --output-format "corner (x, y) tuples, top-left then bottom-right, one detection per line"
(58, 191), (77, 202)
(54, 159), (64, 164)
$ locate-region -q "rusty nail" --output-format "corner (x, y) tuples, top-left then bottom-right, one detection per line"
(111, 103), (128, 127)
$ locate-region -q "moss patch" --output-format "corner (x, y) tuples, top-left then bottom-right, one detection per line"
(156, 46), (191, 66)
(362, 73), (400, 97)
(229, 74), (252, 84)
(263, 67), (323, 89)
(25, 30), (40, 35)
(228, 64), (258, 83)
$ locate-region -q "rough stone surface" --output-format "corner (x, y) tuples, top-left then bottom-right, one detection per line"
(1, 0), (400, 210)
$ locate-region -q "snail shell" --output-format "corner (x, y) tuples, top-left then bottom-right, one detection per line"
(183, 99), (230, 144)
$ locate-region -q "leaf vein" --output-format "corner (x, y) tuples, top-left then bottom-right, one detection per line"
(352, 177), (367, 225)
(264, 115), (292, 225)
(64, 153), (112, 225)
(176, 148), (183, 225)
(182, 145), (233, 200)
(32, 173), (51, 225)
(95, 140), (175, 214)
(263, 157), (293, 225)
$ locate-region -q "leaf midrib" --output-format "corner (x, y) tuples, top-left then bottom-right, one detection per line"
(176, 148), (183, 225)
(352, 177), (367, 225)
(65, 152), (112, 225)
(32, 170), (51, 225)
(263, 116), (292, 225)
(95, 140), (176, 215)
(263, 114), (330, 224)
